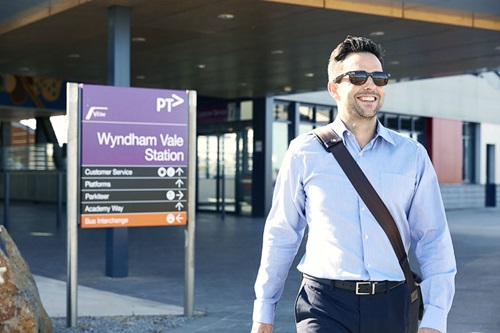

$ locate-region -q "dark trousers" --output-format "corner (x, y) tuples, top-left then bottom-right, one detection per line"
(295, 278), (410, 333)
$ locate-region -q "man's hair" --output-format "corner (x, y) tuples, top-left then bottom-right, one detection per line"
(327, 35), (385, 82)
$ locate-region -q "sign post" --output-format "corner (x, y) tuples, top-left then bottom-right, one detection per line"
(185, 91), (196, 316)
(66, 83), (80, 327)
(66, 83), (196, 326)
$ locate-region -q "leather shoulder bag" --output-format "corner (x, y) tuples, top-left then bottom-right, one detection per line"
(313, 125), (423, 333)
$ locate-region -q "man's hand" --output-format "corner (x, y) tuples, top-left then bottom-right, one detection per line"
(418, 328), (441, 333)
(251, 322), (273, 333)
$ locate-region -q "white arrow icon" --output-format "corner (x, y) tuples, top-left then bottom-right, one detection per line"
(175, 179), (184, 188)
(176, 191), (184, 200)
(156, 94), (184, 112)
(171, 94), (184, 108)
(175, 202), (184, 211)
(176, 214), (184, 223)
(175, 168), (184, 176)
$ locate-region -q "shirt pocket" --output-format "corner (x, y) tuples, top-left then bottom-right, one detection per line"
(380, 173), (415, 213)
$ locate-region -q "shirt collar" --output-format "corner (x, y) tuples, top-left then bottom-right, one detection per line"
(375, 120), (396, 146)
(329, 117), (396, 146)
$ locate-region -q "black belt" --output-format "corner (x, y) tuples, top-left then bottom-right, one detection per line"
(303, 274), (405, 295)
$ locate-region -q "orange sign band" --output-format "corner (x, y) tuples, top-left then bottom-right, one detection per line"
(80, 212), (187, 228)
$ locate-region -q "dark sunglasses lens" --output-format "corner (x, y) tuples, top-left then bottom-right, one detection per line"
(371, 72), (389, 86)
(349, 71), (368, 85)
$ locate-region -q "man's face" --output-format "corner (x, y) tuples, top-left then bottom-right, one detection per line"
(328, 52), (385, 121)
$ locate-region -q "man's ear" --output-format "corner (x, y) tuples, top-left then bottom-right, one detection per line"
(327, 81), (339, 100)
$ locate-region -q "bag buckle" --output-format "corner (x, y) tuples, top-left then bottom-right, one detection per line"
(356, 281), (376, 295)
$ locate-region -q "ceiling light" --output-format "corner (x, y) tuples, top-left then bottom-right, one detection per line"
(132, 37), (146, 42)
(305, 73), (314, 77)
(283, 85), (292, 92)
(370, 31), (385, 36)
(197, 64), (206, 69)
(30, 232), (54, 237)
(68, 54), (80, 58)
(19, 67), (30, 71)
(135, 75), (146, 80)
(271, 49), (284, 55)
(389, 60), (400, 65)
(217, 13), (234, 20)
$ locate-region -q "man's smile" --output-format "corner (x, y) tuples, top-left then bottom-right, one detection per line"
(356, 94), (378, 102)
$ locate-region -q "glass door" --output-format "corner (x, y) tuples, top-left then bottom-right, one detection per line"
(197, 129), (253, 216)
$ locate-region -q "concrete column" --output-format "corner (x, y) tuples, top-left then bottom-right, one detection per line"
(106, 5), (130, 278)
(252, 97), (273, 217)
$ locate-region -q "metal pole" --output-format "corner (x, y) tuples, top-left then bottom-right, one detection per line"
(185, 90), (197, 316)
(66, 83), (80, 327)
(57, 171), (62, 229)
(221, 137), (226, 220)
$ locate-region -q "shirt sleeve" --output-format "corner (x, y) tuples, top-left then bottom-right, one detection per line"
(408, 146), (457, 333)
(252, 141), (308, 324)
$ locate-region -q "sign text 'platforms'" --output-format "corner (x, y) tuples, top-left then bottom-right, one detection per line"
(80, 85), (188, 228)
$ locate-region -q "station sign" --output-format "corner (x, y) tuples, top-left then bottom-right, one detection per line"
(79, 84), (189, 228)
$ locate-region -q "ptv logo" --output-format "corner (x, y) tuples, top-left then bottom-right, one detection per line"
(156, 93), (184, 112)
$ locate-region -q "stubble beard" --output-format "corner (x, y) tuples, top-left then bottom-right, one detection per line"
(349, 99), (382, 121)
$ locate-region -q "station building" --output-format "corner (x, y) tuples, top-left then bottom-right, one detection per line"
(0, 0), (499, 220)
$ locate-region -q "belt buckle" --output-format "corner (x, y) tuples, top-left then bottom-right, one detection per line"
(356, 282), (376, 295)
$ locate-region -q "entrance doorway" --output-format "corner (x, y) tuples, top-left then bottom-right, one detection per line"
(197, 128), (253, 216)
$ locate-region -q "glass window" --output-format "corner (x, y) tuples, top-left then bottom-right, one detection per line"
(273, 101), (291, 182)
(316, 108), (331, 125)
(272, 101), (336, 181)
(274, 103), (289, 121)
(272, 122), (289, 183)
(413, 117), (425, 132)
(299, 105), (314, 122)
(385, 114), (399, 130)
(240, 101), (253, 120)
(379, 113), (427, 146)
(462, 122), (476, 183)
(197, 136), (218, 180)
(298, 104), (335, 134)
(400, 116), (412, 131)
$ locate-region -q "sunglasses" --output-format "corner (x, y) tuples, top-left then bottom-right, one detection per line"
(333, 71), (390, 86)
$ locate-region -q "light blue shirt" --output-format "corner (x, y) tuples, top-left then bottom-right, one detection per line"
(253, 118), (456, 332)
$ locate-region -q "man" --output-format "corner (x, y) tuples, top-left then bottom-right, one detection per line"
(251, 35), (456, 333)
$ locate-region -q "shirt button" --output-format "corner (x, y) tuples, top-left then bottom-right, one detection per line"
(367, 263), (372, 268)
(359, 152), (363, 157)
(364, 234), (369, 240)
(361, 207), (366, 212)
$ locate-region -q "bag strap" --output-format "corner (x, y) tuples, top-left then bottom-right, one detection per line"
(312, 125), (417, 293)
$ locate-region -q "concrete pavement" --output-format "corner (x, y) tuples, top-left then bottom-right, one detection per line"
(3, 202), (500, 332)
(34, 275), (184, 318)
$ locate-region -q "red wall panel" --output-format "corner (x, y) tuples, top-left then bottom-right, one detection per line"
(428, 118), (463, 184)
